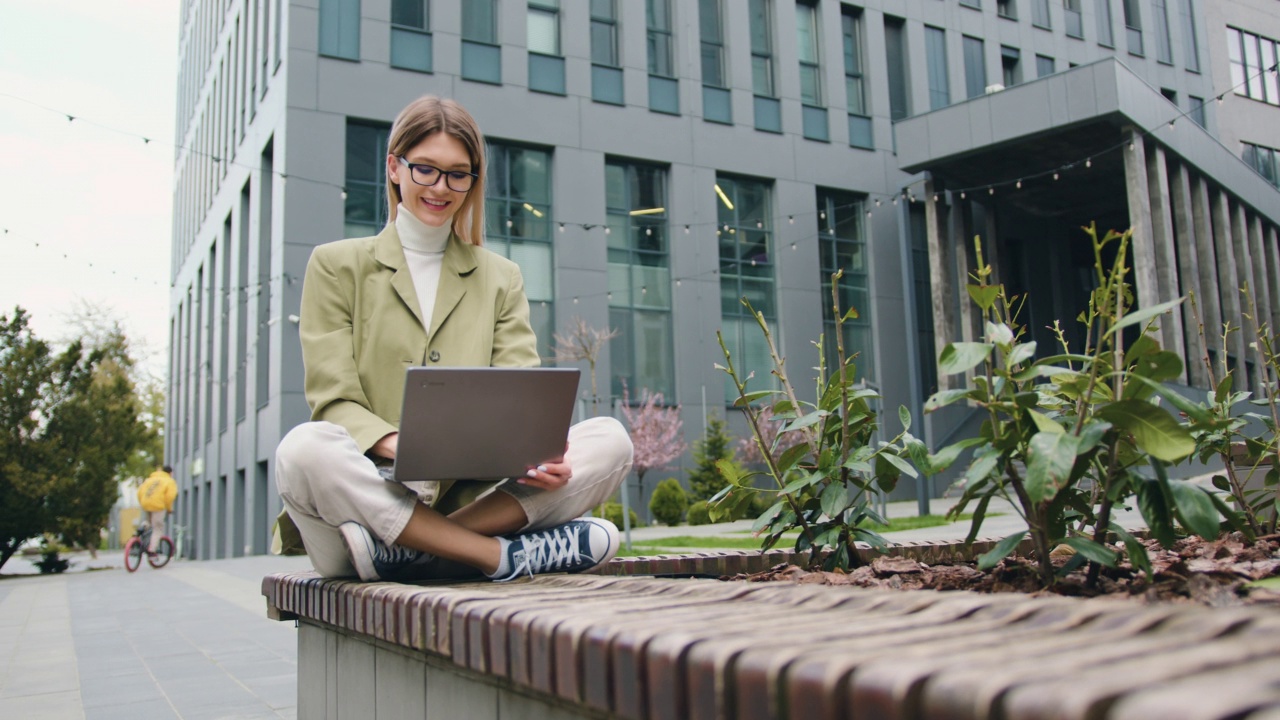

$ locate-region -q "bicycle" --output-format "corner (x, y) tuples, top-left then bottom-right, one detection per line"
(123, 522), (174, 572)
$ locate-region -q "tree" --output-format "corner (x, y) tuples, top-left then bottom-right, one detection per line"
(0, 308), (153, 569)
(619, 386), (686, 507)
(551, 316), (618, 417)
(688, 416), (737, 502)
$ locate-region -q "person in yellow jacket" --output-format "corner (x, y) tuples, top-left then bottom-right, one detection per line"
(138, 466), (177, 554)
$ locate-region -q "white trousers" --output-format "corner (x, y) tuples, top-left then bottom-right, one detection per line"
(275, 417), (633, 578)
(146, 511), (166, 552)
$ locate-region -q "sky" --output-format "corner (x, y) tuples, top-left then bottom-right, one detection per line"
(0, 0), (178, 376)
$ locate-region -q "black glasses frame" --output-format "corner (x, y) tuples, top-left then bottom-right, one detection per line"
(397, 156), (478, 192)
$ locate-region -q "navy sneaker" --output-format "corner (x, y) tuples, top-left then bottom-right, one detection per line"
(339, 522), (433, 582)
(491, 517), (620, 583)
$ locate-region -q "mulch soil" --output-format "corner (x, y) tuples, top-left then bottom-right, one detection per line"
(725, 533), (1280, 607)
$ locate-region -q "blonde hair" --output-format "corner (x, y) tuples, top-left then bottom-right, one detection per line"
(385, 96), (487, 246)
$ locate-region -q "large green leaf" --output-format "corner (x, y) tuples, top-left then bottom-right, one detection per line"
(938, 343), (994, 375)
(878, 451), (918, 479)
(978, 531), (1027, 570)
(1028, 410), (1065, 435)
(1136, 477), (1177, 548)
(1108, 297), (1185, 336)
(1109, 522), (1152, 577)
(1097, 400), (1195, 461)
(1121, 376), (1214, 423)
(1006, 341), (1038, 368)
(1025, 431), (1081, 504)
(1168, 481), (1222, 540)
(820, 481), (849, 519)
(899, 405), (912, 432)
(1063, 536), (1119, 566)
(783, 410), (828, 433)
(967, 284), (1000, 311)
(925, 388), (978, 412)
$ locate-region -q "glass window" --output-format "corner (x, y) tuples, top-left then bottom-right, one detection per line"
(529, 1), (560, 56)
(1122, 0), (1143, 55)
(463, 0), (497, 43)
(817, 189), (873, 380)
(1231, 28), (1280, 105)
(1032, 0), (1051, 28)
(487, 143), (556, 358)
(647, 0), (674, 77)
(749, 0), (774, 97)
(1189, 95), (1206, 128)
(925, 26), (950, 110)
(344, 120), (391, 239)
(1036, 53), (1055, 77)
(1096, 0), (1114, 47)
(462, 0), (500, 83)
(1152, 0), (1173, 63)
(591, 0), (618, 66)
(699, 0), (726, 88)
(963, 35), (987, 99)
(884, 16), (909, 121)
(997, 0), (1016, 19)
(717, 175), (776, 397)
(1243, 142), (1279, 188)
(842, 9), (866, 115)
(1180, 0), (1200, 72)
(606, 160), (674, 398)
(1001, 45), (1022, 87)
(391, 0), (431, 73)
(319, 0), (360, 60)
(1065, 0), (1084, 39)
(796, 2), (822, 106)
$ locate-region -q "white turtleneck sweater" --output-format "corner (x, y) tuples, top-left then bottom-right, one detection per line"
(394, 204), (452, 333)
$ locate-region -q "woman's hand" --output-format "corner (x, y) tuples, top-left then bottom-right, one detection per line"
(372, 432), (399, 459)
(519, 442), (571, 491)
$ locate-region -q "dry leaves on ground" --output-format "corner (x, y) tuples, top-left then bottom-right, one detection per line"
(724, 534), (1280, 607)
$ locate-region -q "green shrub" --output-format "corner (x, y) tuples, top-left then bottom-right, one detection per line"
(601, 501), (639, 530)
(686, 500), (712, 526)
(649, 478), (689, 526)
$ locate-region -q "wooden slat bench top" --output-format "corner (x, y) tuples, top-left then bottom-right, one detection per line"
(263, 557), (1280, 720)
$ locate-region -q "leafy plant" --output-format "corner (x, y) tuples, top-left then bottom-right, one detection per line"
(1182, 284), (1279, 537)
(929, 225), (1229, 588)
(34, 538), (69, 574)
(619, 386), (686, 513)
(649, 478), (689, 526)
(712, 272), (916, 570)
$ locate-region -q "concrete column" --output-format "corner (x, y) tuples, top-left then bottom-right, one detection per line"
(1233, 202), (1265, 390)
(1246, 213), (1275, 351)
(1145, 143), (1186, 381)
(1268, 223), (1280, 339)
(1191, 175), (1224, 377)
(1168, 162), (1209, 388)
(954, 201), (977, 344)
(1211, 189), (1249, 388)
(1123, 128), (1160, 313)
(924, 179), (954, 390)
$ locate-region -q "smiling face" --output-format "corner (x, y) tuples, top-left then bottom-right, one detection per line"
(386, 131), (474, 230)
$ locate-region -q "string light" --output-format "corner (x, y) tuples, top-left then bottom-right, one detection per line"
(1086, 158), (1092, 168)
(1016, 179), (1022, 189)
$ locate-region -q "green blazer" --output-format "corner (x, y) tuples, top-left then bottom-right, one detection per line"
(274, 223), (541, 555)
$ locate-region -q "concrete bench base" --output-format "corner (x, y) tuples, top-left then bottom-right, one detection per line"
(264, 554), (1280, 720)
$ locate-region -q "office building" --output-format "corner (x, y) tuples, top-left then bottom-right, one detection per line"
(169, 0), (1279, 558)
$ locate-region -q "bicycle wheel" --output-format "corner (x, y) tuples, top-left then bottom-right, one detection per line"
(148, 537), (174, 568)
(124, 537), (143, 573)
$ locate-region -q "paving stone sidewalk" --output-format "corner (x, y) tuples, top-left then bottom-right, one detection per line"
(0, 554), (311, 720)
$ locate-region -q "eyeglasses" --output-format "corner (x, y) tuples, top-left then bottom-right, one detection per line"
(397, 156), (478, 192)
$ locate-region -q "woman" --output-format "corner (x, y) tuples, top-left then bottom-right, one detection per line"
(274, 96), (633, 582)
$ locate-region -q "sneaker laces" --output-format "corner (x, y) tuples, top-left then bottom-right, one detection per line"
(373, 538), (421, 566)
(509, 525), (590, 579)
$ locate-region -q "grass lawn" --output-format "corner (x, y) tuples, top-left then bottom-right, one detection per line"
(617, 513), (979, 556)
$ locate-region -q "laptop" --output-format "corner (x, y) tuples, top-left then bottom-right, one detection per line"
(392, 367), (582, 483)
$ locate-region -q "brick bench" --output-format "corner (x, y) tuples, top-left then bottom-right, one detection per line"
(262, 550), (1280, 720)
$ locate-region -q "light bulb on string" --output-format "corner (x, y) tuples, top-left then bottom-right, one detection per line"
(988, 187), (994, 195)
(558, 223), (565, 232)
(604, 226), (611, 235)
(1016, 179), (1022, 189)
(960, 191), (966, 199)
(1086, 158), (1092, 168)
(684, 225), (690, 233)
(788, 215), (795, 224)
(1053, 172), (1060, 181)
